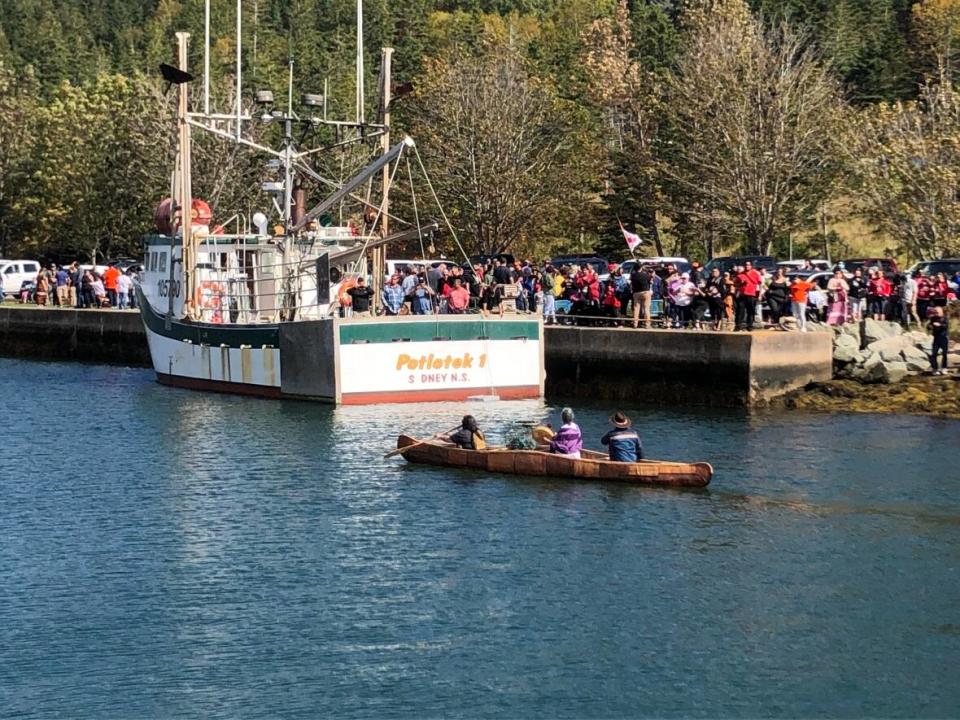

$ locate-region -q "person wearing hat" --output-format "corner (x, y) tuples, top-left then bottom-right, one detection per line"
(600, 411), (643, 462)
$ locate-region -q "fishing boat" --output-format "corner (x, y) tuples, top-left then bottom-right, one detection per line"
(394, 435), (713, 487)
(135, 1), (543, 404)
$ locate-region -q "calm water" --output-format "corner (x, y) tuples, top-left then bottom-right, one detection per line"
(1, 358), (958, 718)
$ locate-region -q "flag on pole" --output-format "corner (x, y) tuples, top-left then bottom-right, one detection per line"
(619, 220), (642, 252)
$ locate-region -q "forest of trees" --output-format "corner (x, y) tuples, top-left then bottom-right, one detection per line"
(1, 0), (960, 262)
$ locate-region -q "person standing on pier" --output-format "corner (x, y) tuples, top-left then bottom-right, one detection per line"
(55, 265), (71, 308)
(826, 270), (849, 325)
(735, 261), (762, 331)
(790, 275), (814, 331)
(102, 264), (120, 308)
(631, 264), (652, 329)
(381, 275), (405, 316)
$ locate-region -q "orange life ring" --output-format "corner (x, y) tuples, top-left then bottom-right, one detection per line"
(338, 278), (357, 306)
(196, 280), (223, 310)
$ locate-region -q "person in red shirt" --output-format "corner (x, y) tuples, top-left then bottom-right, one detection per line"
(102, 265), (121, 307)
(789, 275), (814, 332)
(929, 272), (951, 308)
(866, 269), (890, 320)
(445, 278), (471, 314)
(735, 261), (763, 331)
(601, 282), (622, 326)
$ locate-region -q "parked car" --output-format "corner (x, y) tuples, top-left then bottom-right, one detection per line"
(0, 259), (42, 298)
(619, 257), (692, 276)
(469, 253), (515, 268)
(702, 255), (778, 275)
(549, 255), (611, 281)
(905, 258), (960, 289)
(106, 257), (143, 273)
(835, 257), (898, 279)
(777, 259), (831, 272)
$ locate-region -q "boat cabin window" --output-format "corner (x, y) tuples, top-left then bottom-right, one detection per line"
(149, 252), (158, 272)
(158, 252), (167, 274)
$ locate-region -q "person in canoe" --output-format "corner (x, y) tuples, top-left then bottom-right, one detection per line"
(548, 407), (583, 459)
(438, 415), (487, 450)
(601, 411), (643, 462)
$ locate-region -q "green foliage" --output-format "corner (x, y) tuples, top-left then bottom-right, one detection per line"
(0, 0), (956, 262)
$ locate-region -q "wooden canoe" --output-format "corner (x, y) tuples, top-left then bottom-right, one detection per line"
(395, 434), (712, 488)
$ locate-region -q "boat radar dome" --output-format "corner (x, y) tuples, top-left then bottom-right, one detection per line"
(252, 212), (268, 237)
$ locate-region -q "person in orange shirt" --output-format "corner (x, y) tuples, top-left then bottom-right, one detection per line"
(789, 275), (814, 332)
(102, 265), (121, 307)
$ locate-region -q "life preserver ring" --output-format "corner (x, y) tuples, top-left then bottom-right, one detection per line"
(196, 280), (223, 310)
(338, 278), (357, 306)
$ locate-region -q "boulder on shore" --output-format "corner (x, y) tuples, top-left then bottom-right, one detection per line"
(835, 323), (862, 346)
(862, 318), (903, 345)
(879, 361), (909, 384)
(833, 333), (860, 363)
(902, 345), (931, 373)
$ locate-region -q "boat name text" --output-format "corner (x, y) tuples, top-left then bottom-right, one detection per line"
(395, 352), (487, 371)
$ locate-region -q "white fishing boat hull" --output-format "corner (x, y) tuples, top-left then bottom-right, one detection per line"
(137, 282), (544, 404)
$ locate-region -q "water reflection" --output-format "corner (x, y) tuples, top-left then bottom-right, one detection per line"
(1, 359), (959, 718)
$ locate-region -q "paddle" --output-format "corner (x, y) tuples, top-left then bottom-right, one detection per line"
(383, 424), (461, 459)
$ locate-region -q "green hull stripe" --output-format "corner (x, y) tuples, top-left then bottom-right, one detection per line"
(137, 286), (281, 348)
(339, 319), (541, 345)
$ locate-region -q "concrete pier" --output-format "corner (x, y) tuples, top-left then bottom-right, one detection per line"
(0, 306), (149, 367)
(544, 325), (832, 406)
(0, 306), (832, 405)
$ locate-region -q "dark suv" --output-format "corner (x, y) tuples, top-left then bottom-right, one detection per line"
(702, 255), (778, 275)
(836, 258), (899, 279)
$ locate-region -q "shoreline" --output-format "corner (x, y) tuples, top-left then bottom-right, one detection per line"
(775, 374), (960, 420)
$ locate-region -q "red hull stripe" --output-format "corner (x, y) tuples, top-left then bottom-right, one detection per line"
(340, 385), (541, 405)
(156, 372), (283, 399)
(157, 373), (540, 404)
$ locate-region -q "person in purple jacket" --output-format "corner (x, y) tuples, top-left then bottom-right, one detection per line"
(549, 407), (583, 459)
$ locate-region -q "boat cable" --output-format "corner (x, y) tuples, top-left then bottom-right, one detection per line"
(406, 155), (426, 262)
(412, 144), (471, 266)
(348, 146), (406, 277)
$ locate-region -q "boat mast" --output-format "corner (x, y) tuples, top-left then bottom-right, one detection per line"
(373, 47), (393, 307)
(175, 31), (195, 314)
(356, 0), (365, 126)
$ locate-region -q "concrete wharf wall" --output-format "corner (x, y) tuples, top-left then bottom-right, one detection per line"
(0, 306), (150, 367)
(544, 326), (832, 406)
(0, 306), (832, 405)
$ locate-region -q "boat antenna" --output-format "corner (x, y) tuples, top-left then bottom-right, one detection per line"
(356, 0), (365, 127)
(203, 0), (210, 114)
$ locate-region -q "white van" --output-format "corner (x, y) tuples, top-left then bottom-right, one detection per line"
(385, 258), (431, 278)
(0, 259), (41, 297)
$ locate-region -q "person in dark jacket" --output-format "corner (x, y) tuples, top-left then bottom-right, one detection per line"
(441, 415), (486, 450)
(600, 411), (643, 462)
(927, 306), (950, 375)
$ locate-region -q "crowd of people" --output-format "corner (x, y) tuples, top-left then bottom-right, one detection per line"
(2, 262), (139, 310)
(366, 257), (958, 334)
